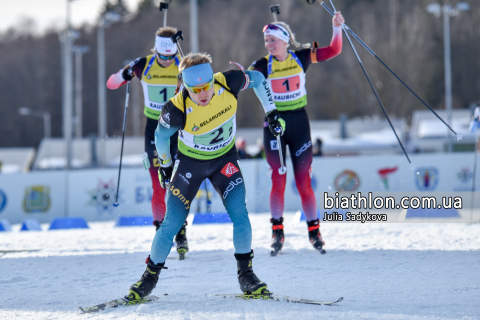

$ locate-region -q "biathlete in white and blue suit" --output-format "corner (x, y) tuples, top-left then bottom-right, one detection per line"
(126, 52), (286, 300)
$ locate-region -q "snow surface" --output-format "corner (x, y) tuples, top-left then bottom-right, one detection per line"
(1, 213), (479, 320)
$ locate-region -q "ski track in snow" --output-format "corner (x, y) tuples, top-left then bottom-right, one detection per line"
(0, 212), (479, 320)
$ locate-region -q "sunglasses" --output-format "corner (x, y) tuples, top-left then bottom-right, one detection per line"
(263, 24), (288, 37)
(157, 53), (176, 61)
(185, 79), (215, 94)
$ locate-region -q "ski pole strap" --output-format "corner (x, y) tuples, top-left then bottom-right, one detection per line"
(229, 61), (250, 91)
(267, 50), (303, 75)
(310, 41), (319, 63)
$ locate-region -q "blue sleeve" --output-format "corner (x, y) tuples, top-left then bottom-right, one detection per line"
(154, 123), (180, 165)
(245, 70), (276, 114)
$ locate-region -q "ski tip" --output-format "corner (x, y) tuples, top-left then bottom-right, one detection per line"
(324, 297), (344, 305)
(270, 248), (281, 256)
(78, 306), (93, 314)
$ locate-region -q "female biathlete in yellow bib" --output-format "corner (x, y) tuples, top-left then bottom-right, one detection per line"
(249, 12), (344, 255)
(107, 27), (189, 257)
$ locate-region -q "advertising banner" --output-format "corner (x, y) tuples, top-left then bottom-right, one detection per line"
(0, 152), (478, 224)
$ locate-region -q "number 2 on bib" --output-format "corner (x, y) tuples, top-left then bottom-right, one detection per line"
(194, 118), (234, 146)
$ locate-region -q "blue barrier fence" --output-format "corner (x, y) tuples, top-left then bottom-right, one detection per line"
(49, 217), (89, 230)
(116, 216), (153, 227)
(20, 219), (42, 231)
(192, 212), (231, 224)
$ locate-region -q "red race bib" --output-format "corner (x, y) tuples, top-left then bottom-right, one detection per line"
(271, 75), (301, 93)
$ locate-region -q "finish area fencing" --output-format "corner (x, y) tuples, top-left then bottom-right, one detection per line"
(0, 152), (479, 225)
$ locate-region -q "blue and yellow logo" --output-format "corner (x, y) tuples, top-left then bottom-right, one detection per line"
(23, 186), (50, 213)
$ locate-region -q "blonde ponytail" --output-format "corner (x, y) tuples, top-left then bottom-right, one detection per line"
(275, 21), (311, 49)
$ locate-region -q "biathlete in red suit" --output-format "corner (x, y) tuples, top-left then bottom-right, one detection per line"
(106, 27), (189, 259)
(249, 12), (345, 254)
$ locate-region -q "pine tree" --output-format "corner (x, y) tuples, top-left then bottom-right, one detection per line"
(100, 0), (129, 17)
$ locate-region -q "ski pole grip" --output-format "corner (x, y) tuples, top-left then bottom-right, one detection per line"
(171, 31), (184, 57)
(171, 31), (183, 43)
(159, 2), (169, 11)
(270, 5), (280, 15)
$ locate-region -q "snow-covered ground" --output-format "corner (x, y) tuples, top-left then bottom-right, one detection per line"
(1, 212), (479, 320)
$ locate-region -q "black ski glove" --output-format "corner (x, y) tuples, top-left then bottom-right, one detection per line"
(266, 110), (285, 137)
(158, 163), (173, 189)
(122, 67), (134, 81)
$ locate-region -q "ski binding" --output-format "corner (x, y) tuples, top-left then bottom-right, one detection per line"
(79, 294), (164, 313)
(216, 292), (342, 306)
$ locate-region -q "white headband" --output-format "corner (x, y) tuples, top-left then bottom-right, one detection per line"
(155, 36), (177, 55)
(263, 24), (290, 44)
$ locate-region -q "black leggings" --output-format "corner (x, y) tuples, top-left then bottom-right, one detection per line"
(263, 108), (317, 221)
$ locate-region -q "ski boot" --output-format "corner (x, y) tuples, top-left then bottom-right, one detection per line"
(126, 256), (167, 301)
(153, 220), (162, 232)
(307, 219), (326, 254)
(175, 221), (189, 260)
(270, 217), (284, 256)
(235, 250), (270, 298)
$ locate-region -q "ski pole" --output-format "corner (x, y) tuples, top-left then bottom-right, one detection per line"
(316, 0), (457, 136)
(328, 0), (336, 12)
(159, 1), (172, 28)
(324, 1), (411, 163)
(469, 108), (480, 223)
(270, 5), (280, 22)
(267, 1), (285, 175)
(470, 133), (477, 223)
(171, 31), (185, 58)
(276, 132), (286, 175)
(171, 30), (185, 93)
(114, 82), (131, 206)
(205, 179), (211, 213)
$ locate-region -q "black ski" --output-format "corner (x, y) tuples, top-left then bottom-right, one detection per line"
(79, 294), (165, 313)
(216, 293), (343, 306)
(271, 248), (326, 255)
(270, 248), (281, 256)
